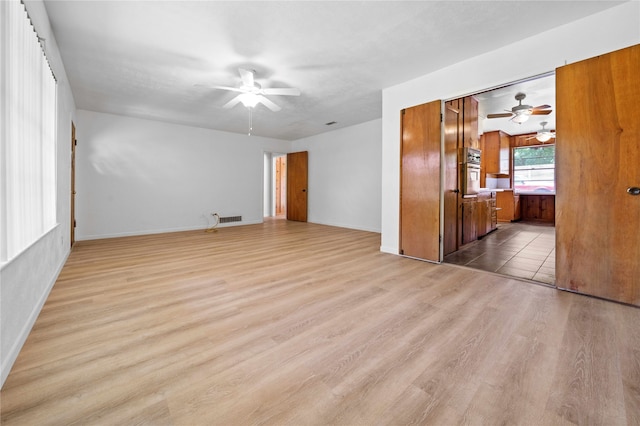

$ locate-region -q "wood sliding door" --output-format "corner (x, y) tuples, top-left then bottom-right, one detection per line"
(556, 44), (640, 306)
(400, 100), (442, 262)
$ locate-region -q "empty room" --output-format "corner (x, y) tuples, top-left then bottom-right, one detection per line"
(1, 1), (639, 424)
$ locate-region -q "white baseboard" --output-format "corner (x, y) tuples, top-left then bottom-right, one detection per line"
(379, 245), (399, 255)
(76, 220), (263, 241)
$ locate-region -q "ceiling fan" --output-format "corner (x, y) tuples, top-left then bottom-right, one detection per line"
(205, 68), (300, 112)
(486, 92), (552, 123)
(526, 121), (556, 142)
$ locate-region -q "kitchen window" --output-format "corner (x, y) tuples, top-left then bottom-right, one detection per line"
(513, 145), (555, 194)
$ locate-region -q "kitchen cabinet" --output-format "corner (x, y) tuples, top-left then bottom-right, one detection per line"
(463, 96), (479, 149)
(489, 197), (497, 233)
(462, 192), (497, 244)
(477, 195), (488, 238)
(477, 192), (498, 237)
(496, 190), (521, 222)
(521, 195), (555, 224)
(461, 198), (477, 245)
(481, 130), (511, 175)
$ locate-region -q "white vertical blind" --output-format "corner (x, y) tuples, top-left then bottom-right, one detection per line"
(1, 0), (57, 263)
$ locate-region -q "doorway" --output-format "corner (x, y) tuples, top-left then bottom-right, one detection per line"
(264, 151), (308, 222)
(264, 152), (287, 218)
(442, 73), (557, 285)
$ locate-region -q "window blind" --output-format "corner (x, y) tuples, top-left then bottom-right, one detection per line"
(1, 0), (57, 263)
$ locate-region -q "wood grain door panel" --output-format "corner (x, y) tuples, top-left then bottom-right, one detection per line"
(556, 44), (640, 306)
(400, 100), (441, 262)
(286, 151), (308, 222)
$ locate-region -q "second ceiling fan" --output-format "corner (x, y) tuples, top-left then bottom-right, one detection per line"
(487, 92), (552, 123)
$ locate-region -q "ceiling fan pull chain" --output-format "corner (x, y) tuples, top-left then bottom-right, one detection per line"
(248, 106), (253, 136)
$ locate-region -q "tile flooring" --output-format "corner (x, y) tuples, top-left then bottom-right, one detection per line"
(444, 222), (555, 284)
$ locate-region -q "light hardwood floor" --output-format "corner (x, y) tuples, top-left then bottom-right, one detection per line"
(1, 219), (639, 425)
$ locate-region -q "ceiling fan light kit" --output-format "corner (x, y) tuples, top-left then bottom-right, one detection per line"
(512, 111), (530, 124)
(525, 120), (556, 142)
(239, 92), (260, 108)
(536, 132), (552, 142)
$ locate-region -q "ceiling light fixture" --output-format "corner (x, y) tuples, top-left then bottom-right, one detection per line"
(536, 132), (552, 142)
(536, 121), (555, 142)
(239, 93), (260, 108)
(512, 111), (530, 124)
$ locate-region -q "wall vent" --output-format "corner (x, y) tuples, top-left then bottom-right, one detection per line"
(219, 216), (242, 223)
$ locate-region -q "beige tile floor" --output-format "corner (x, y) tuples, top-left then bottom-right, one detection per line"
(444, 222), (555, 284)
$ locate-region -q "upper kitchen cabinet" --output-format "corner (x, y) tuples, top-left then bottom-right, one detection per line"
(463, 96), (479, 149)
(556, 43), (640, 307)
(481, 130), (511, 175)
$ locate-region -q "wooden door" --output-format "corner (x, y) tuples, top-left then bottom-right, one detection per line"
(400, 100), (441, 262)
(70, 122), (76, 247)
(443, 101), (460, 256)
(286, 151), (308, 222)
(556, 44), (640, 306)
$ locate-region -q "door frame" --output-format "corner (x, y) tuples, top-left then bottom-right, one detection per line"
(264, 151), (287, 218)
(70, 121), (76, 247)
(440, 71), (556, 264)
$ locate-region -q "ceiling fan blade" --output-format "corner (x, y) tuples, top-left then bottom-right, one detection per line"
(531, 110), (552, 115)
(194, 84), (245, 93)
(238, 68), (254, 87)
(532, 104), (552, 110)
(487, 113), (514, 119)
(262, 87), (300, 96)
(223, 95), (242, 109)
(525, 135), (538, 140)
(214, 85), (245, 93)
(256, 95), (281, 112)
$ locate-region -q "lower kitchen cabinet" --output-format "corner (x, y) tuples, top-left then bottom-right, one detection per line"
(477, 193), (497, 238)
(496, 190), (521, 222)
(521, 194), (555, 223)
(461, 193), (497, 245)
(461, 199), (477, 245)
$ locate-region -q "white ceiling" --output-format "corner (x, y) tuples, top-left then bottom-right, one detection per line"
(43, 1), (624, 140)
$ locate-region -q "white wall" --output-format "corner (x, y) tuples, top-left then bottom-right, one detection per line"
(293, 119), (382, 233)
(75, 110), (291, 240)
(380, 2), (640, 254)
(1, 0), (77, 387)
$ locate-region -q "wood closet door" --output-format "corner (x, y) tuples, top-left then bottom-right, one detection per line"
(556, 44), (640, 306)
(400, 100), (441, 262)
(286, 151), (308, 222)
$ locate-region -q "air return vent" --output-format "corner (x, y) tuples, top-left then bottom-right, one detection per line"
(219, 216), (242, 223)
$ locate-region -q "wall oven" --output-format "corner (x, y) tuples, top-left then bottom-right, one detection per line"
(461, 147), (481, 196)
